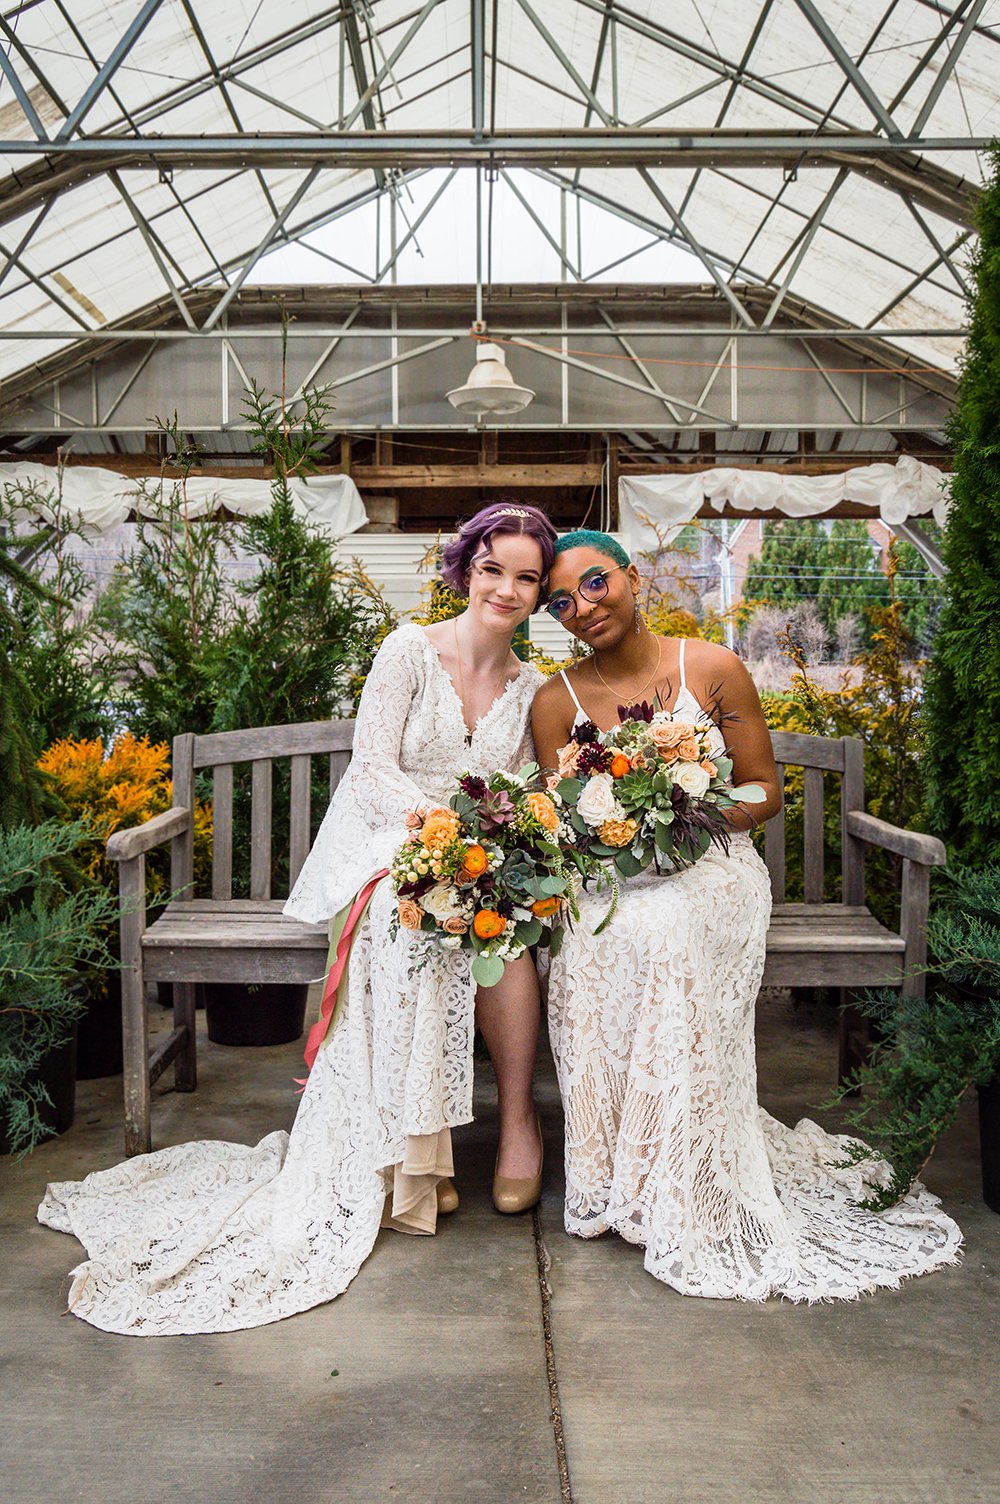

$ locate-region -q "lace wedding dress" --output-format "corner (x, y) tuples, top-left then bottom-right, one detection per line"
(546, 641), (962, 1302)
(38, 625), (543, 1335)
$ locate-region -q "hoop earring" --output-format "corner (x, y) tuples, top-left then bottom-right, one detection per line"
(634, 599), (642, 635)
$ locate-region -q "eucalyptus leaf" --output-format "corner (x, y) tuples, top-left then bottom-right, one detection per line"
(515, 917), (543, 947)
(472, 953), (506, 988)
(558, 778), (583, 801)
(730, 783), (767, 803)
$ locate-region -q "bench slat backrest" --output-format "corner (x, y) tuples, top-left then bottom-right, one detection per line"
(173, 722), (867, 909)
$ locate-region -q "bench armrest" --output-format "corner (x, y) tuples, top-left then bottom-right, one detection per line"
(845, 811), (946, 867)
(106, 807), (192, 863)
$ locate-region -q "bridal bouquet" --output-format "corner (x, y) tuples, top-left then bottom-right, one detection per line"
(552, 704), (766, 929)
(389, 766), (582, 986)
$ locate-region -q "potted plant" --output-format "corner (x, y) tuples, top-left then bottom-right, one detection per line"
(37, 732), (213, 1074)
(0, 819), (119, 1155)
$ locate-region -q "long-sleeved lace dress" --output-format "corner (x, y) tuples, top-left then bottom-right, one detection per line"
(38, 625), (543, 1335)
(546, 643), (962, 1303)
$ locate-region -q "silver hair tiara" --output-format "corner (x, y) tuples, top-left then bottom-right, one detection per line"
(493, 506), (530, 518)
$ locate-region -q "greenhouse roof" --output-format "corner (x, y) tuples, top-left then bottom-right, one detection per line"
(0, 0), (995, 393)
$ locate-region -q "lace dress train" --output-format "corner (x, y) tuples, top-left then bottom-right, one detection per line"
(38, 626), (543, 1335)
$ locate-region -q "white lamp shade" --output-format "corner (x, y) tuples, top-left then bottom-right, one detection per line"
(446, 341), (535, 416)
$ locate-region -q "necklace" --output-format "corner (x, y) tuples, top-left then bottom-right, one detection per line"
(592, 637), (662, 703)
(453, 619), (512, 742)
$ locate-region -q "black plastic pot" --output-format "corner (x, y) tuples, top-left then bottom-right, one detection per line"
(76, 973), (124, 1080)
(978, 1077), (1000, 1214)
(204, 981), (308, 1047)
(0, 1022), (77, 1155)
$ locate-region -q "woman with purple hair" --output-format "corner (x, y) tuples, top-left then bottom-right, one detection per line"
(41, 502), (556, 1336)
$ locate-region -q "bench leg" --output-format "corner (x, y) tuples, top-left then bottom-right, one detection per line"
(173, 982), (197, 1092)
(837, 987), (871, 1092)
(119, 861), (151, 1156)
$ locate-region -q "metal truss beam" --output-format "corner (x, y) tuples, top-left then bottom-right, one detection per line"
(910, 0), (988, 136)
(792, 0), (903, 138)
(57, 0), (168, 141)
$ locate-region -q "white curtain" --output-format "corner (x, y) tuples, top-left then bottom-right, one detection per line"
(0, 462), (369, 536)
(619, 456), (950, 555)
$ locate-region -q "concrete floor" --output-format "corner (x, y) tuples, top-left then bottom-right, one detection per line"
(2, 992), (998, 1504)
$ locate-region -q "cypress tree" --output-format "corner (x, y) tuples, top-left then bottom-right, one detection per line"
(924, 148), (1000, 865)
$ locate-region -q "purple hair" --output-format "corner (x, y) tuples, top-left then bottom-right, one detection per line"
(440, 502), (557, 602)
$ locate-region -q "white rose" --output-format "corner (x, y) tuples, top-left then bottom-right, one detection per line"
(674, 762), (710, 798)
(421, 883), (462, 923)
(576, 772), (620, 827)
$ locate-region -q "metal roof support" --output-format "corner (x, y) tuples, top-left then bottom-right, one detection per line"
(0, 13), (68, 117)
(0, 41), (49, 140)
(583, 235), (664, 281)
(109, 171), (197, 331)
(796, 338), (861, 424)
(685, 337), (736, 427)
(637, 167), (756, 329)
(572, 0), (617, 195)
(499, 170), (581, 280)
(342, 0), (443, 132)
(866, 231), (971, 325)
(0, 199), (52, 293)
(910, 0), (989, 135)
(902, 197), (971, 297)
(761, 167), (849, 328)
(324, 335), (458, 392)
(515, 0), (613, 123)
(895, 518), (946, 578)
(99, 343), (159, 427)
(889, 0), (981, 111)
(595, 306), (686, 423)
(178, 0), (280, 220)
(288, 306), (363, 401)
(202, 167), (323, 331)
(375, 167), (459, 282)
(0, 241), (90, 329)
(472, 0), (486, 135)
(792, 0), (903, 139)
(57, 0), (168, 141)
(507, 334), (734, 425)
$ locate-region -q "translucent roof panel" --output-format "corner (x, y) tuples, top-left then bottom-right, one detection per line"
(0, 0), (996, 388)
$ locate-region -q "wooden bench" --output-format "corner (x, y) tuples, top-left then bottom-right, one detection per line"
(106, 723), (945, 1156)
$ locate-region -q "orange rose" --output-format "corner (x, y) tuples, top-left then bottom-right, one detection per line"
(648, 721), (695, 761)
(442, 915), (468, 935)
(676, 736), (700, 763)
(609, 753), (631, 779)
(531, 896), (561, 918)
(473, 909), (506, 940)
(556, 740), (582, 778)
(404, 809), (424, 830)
(598, 816), (639, 848)
(701, 760), (717, 778)
(527, 791), (559, 833)
(398, 898), (423, 930)
(419, 807), (460, 852)
(459, 842), (489, 880)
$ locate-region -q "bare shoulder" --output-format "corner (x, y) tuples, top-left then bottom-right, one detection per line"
(532, 669), (572, 708)
(677, 636), (748, 681)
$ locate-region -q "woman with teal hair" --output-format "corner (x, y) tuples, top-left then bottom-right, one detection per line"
(532, 529), (961, 1302)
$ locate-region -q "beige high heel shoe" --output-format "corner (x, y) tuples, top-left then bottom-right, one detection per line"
(492, 1115), (543, 1215)
(436, 1178), (459, 1215)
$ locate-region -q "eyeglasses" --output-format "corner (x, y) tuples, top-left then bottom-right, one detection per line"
(545, 564), (626, 622)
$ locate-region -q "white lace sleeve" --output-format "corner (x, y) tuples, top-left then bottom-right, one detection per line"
(348, 630), (435, 828)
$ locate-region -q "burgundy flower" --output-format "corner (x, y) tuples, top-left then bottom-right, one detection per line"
(618, 700), (655, 724)
(459, 774), (488, 800)
(577, 743), (613, 776)
(574, 719), (600, 745)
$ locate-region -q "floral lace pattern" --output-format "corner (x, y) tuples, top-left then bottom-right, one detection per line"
(547, 685), (962, 1301)
(38, 626), (543, 1335)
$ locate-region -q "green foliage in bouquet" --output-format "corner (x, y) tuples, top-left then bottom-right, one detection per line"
(924, 148), (1000, 867)
(0, 820), (119, 1154)
(829, 864), (1000, 1212)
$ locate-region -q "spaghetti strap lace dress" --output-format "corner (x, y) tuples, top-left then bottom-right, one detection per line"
(545, 639), (962, 1303)
(38, 625), (543, 1335)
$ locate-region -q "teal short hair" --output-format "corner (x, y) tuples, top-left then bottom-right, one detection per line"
(553, 529), (631, 568)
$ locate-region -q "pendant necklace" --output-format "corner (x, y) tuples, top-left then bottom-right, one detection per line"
(592, 637), (662, 704)
(453, 619), (511, 743)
